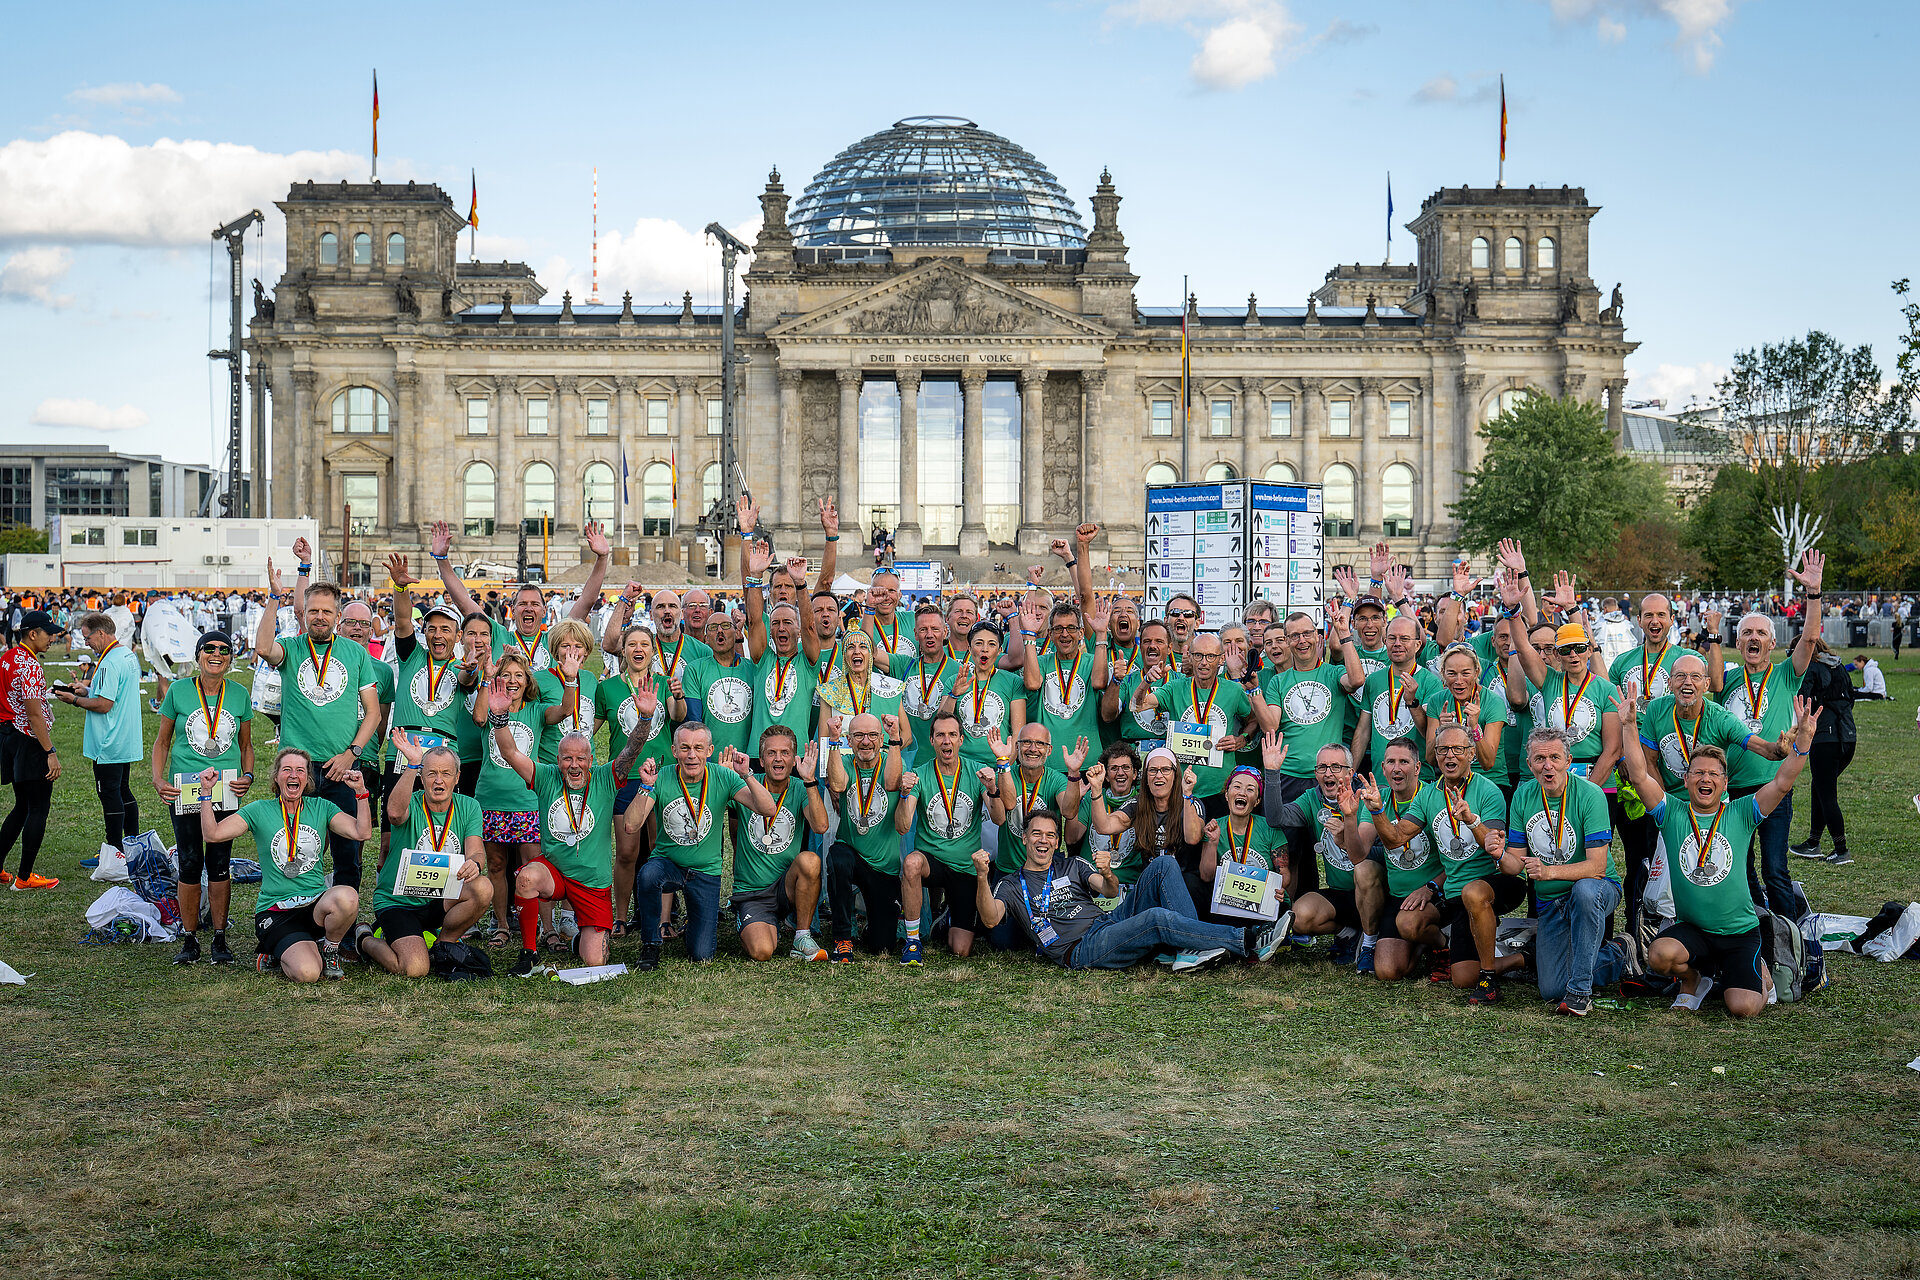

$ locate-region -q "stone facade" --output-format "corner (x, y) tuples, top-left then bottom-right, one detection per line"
(248, 161), (1636, 578)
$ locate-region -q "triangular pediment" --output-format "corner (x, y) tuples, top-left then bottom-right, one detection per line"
(770, 262), (1113, 340)
(323, 438), (394, 466)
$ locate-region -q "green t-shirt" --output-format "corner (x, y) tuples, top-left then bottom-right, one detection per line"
(653, 763), (745, 875)
(158, 676), (253, 783)
(896, 653), (957, 764)
(1113, 670), (1173, 744)
(242, 795), (343, 912)
(733, 775), (811, 894)
(748, 648), (820, 751)
(490, 620), (551, 669)
(1507, 774), (1615, 899)
(1525, 669), (1620, 766)
(653, 632), (713, 685)
(358, 658), (396, 772)
(595, 671), (671, 772)
(993, 766), (1074, 874)
(911, 759), (988, 873)
(1360, 665), (1442, 781)
(1372, 784), (1443, 897)
(392, 638), (469, 744)
(1028, 649), (1104, 774)
(1075, 787), (1141, 883)
(452, 684), (486, 764)
(532, 763), (618, 889)
(1420, 686), (1506, 780)
(532, 668), (599, 764)
(1299, 788), (1359, 892)
(834, 756), (903, 874)
(952, 668), (1026, 766)
(1213, 811), (1284, 872)
(1652, 793), (1764, 935)
(1640, 696), (1753, 789)
(865, 607), (920, 662)
(1149, 676), (1254, 797)
(1263, 664), (1347, 780)
(273, 635), (377, 760)
(819, 671), (905, 734)
(1484, 659), (1530, 781)
(1409, 774), (1506, 896)
(474, 702), (543, 814)
(1609, 642), (1685, 704)
(1716, 659), (1800, 790)
(376, 792), (484, 914)
(683, 656), (756, 759)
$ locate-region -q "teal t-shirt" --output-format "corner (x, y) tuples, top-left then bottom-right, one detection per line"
(683, 656), (756, 759)
(1076, 787), (1142, 883)
(158, 675), (253, 783)
(1360, 665), (1442, 781)
(1372, 784), (1443, 897)
(1149, 676), (1254, 797)
(392, 639), (468, 743)
(375, 792), (484, 914)
(834, 757), (903, 874)
(490, 620), (551, 669)
(1640, 696), (1753, 789)
(1113, 670), (1173, 745)
(532, 668), (599, 764)
(912, 759), (988, 874)
(1213, 811), (1284, 872)
(653, 631), (713, 685)
(83, 645), (144, 765)
(273, 634), (377, 759)
(242, 795), (343, 911)
(532, 762), (617, 889)
(595, 671), (671, 772)
(1650, 793), (1764, 934)
(1609, 642), (1684, 704)
(732, 775), (811, 894)
(747, 648), (820, 751)
(474, 702), (543, 814)
(896, 653), (957, 764)
(1263, 664), (1347, 780)
(358, 657), (396, 772)
(953, 668), (1026, 767)
(1298, 787), (1358, 892)
(1028, 650), (1104, 774)
(1716, 659), (1800, 790)
(1507, 774), (1615, 899)
(1525, 669), (1620, 766)
(1421, 686), (1506, 780)
(993, 766), (1074, 874)
(1411, 774), (1506, 896)
(653, 763), (745, 875)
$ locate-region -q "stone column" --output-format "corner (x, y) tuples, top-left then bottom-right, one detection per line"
(959, 369), (988, 556)
(896, 369), (923, 556)
(1453, 372), (1484, 540)
(1018, 366), (1047, 552)
(554, 376), (579, 530)
(269, 368), (293, 518)
(491, 376), (514, 548)
(615, 376), (641, 541)
(1359, 377), (1383, 536)
(394, 370), (419, 532)
(1418, 376), (1437, 538)
(1081, 370), (1106, 529)
(777, 366), (803, 530)
(1299, 377), (1322, 486)
(836, 369), (862, 532)
(1238, 377), (1262, 480)
(1606, 377), (1628, 444)
(291, 370), (316, 519)
(248, 368), (267, 519)
(674, 374), (699, 530)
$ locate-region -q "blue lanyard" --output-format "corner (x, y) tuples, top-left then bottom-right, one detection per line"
(1019, 863), (1056, 955)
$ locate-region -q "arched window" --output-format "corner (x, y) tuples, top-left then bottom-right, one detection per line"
(1537, 236), (1556, 269)
(582, 462), (616, 524)
(1145, 462), (1179, 487)
(462, 462), (495, 536)
(522, 462), (556, 533)
(1503, 237), (1523, 270)
(1382, 463), (1415, 538)
(330, 387), (391, 434)
(699, 463), (721, 518)
(1470, 237), (1489, 270)
(318, 231), (338, 266)
(1263, 461), (1297, 483)
(386, 232), (405, 266)
(1204, 461), (1237, 482)
(1488, 387), (1532, 421)
(1322, 464), (1356, 539)
(640, 462), (673, 536)
(352, 232), (372, 266)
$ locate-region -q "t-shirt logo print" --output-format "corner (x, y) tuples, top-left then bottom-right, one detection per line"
(410, 665), (458, 716)
(763, 665), (799, 716)
(660, 794), (714, 846)
(961, 690), (1006, 739)
(618, 695), (665, 743)
(297, 653), (350, 706)
(269, 822), (324, 876)
(903, 674), (948, 720)
(1041, 670), (1086, 717)
(487, 720), (536, 769)
(1532, 691), (1598, 742)
(750, 806), (797, 854)
(706, 675), (751, 724)
(184, 708), (238, 758)
(1372, 687), (1416, 736)
(848, 780), (888, 834)
(547, 795), (595, 845)
(1525, 809), (1580, 864)
(1317, 807), (1353, 871)
(933, 787), (974, 839)
(1724, 681), (1765, 734)
(1678, 830), (1735, 888)
(1390, 828), (1433, 870)
(1285, 681), (1333, 726)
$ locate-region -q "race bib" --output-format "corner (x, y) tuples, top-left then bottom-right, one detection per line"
(1167, 719), (1222, 768)
(395, 848), (465, 900)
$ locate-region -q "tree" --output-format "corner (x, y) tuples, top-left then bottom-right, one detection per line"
(1451, 392), (1666, 570)
(1683, 465), (1775, 588)
(0, 526), (47, 556)
(1857, 495), (1920, 589)
(1580, 517), (1703, 591)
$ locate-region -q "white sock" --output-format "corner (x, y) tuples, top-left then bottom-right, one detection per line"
(1361, 933), (1378, 947)
(794, 928), (817, 950)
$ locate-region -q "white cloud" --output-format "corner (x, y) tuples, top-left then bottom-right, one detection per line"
(68, 82), (180, 107)
(1410, 73), (1500, 107)
(30, 397), (149, 431)
(1109, 1), (1301, 90)
(546, 216), (759, 306)
(0, 246), (74, 308)
(1627, 360), (1727, 411)
(1414, 74), (1459, 103)
(0, 131), (360, 247)
(1541, 0), (1740, 71)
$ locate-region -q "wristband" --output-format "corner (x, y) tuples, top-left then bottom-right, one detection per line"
(355, 792), (371, 801)
(1803, 591), (1823, 600)
(1068, 771), (1083, 782)
(1791, 743), (1809, 756)
(825, 534), (839, 542)
(1515, 569), (1530, 579)
(297, 564), (312, 574)
(1063, 557), (1078, 568)
(431, 553), (449, 561)
(888, 739), (902, 747)
(1020, 629), (1037, 637)
(488, 712), (508, 727)
(1366, 804), (1386, 817)
(637, 783), (655, 795)
(996, 760), (1014, 771)
(239, 772), (253, 780)
(1094, 638), (1109, 647)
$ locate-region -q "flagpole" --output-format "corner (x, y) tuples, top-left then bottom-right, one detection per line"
(1385, 171), (1393, 266)
(371, 70), (378, 183)
(1180, 274), (1190, 485)
(1497, 74), (1507, 189)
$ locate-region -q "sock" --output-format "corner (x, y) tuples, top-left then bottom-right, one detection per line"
(182, 929), (198, 941)
(515, 895), (541, 952)
(1480, 968), (1494, 982)
(320, 938), (340, 953)
(906, 918), (922, 941)
(794, 928), (817, 952)
(1361, 932), (1377, 947)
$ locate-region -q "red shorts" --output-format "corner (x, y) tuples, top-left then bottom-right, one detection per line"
(526, 856), (614, 932)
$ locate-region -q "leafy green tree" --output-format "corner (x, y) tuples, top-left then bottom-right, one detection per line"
(1451, 392), (1667, 570)
(1683, 465), (1775, 588)
(0, 526), (48, 556)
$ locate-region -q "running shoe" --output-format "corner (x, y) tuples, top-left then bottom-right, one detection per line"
(319, 943), (346, 980)
(147, 697), (161, 714)
(10, 873), (57, 890)
(1329, 931), (1359, 967)
(1355, 940), (1377, 976)
(636, 942), (662, 972)
(1789, 842), (1824, 860)
(899, 937), (924, 967)
(208, 933), (234, 965)
(1249, 913), (1289, 962)
(830, 940), (855, 964)
(173, 934), (201, 966)
(510, 948), (538, 978)
(790, 933), (828, 962)
(1466, 972), (1502, 1004)
(337, 931), (362, 965)
(1825, 849), (1853, 866)
(256, 952), (278, 974)
(0, 870), (13, 885)
(1556, 993), (1593, 1017)
(1426, 945), (1452, 983)
(1170, 948), (1229, 973)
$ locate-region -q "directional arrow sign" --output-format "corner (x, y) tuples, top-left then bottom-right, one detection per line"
(1229, 510), (1243, 530)
(1148, 514), (1162, 534)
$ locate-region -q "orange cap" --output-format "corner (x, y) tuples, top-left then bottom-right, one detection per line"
(1555, 623), (1588, 645)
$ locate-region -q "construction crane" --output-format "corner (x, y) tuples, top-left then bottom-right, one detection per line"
(704, 221), (751, 543)
(208, 210), (263, 516)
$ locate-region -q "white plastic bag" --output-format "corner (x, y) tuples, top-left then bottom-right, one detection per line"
(90, 843), (129, 882)
(1807, 912), (1873, 954)
(1644, 833), (1675, 922)
(1862, 903), (1920, 961)
(85, 886), (170, 940)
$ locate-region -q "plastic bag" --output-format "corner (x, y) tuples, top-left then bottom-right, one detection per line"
(1861, 903), (1920, 961)
(89, 843), (130, 883)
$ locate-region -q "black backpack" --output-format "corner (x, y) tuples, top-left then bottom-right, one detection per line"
(429, 939), (494, 982)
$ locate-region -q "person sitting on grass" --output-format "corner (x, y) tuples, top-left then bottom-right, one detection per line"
(969, 808), (1285, 971)
(200, 748), (370, 982)
(1615, 691), (1817, 1017)
(354, 736), (491, 978)
(729, 725), (830, 962)
(1353, 736), (1444, 982)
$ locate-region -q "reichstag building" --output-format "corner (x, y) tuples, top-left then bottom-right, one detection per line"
(247, 115), (1636, 574)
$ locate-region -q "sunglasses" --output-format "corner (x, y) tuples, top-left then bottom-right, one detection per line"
(201, 645), (232, 655)
(1165, 609), (1197, 619)
(1555, 644), (1590, 656)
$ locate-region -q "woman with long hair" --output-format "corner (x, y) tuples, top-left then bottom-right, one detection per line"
(1088, 746), (1204, 904)
(595, 624), (673, 932)
(472, 650), (545, 945)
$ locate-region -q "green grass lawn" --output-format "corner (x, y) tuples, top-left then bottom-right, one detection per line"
(3, 647), (1920, 1279)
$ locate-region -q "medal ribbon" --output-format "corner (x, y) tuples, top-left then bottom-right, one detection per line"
(1019, 769), (1042, 825)
(918, 656), (948, 710)
(772, 654), (794, 704)
(562, 786), (587, 837)
(1560, 669), (1594, 733)
(876, 613), (899, 653)
(1741, 664), (1764, 723)
(1053, 654), (1075, 707)
(854, 765), (878, 825)
(661, 634), (686, 681)
(196, 677), (227, 746)
(308, 636), (334, 690)
(679, 769), (709, 836)
(516, 626), (545, 664)
(424, 654), (451, 706)
(279, 799), (301, 866)
(971, 666), (989, 725)
(1672, 705), (1704, 770)
(1386, 670), (1409, 725)
(935, 760), (962, 832)
(1228, 814), (1254, 864)
(766, 780), (791, 849)
(1642, 642), (1668, 693)
(849, 678), (869, 717)
(1545, 790), (1568, 859)
(550, 667), (585, 731)
(1191, 679), (1219, 726)
(423, 799), (453, 852)
(1686, 800), (1727, 874)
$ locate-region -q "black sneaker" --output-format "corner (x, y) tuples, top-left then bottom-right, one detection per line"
(636, 942), (662, 972)
(1467, 972), (1502, 1005)
(172, 933), (201, 966)
(1790, 842), (1824, 859)
(1826, 849), (1854, 866)
(510, 948), (538, 978)
(208, 933), (234, 965)
(1556, 992), (1593, 1017)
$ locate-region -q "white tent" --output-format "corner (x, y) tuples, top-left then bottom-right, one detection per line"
(830, 573), (866, 596)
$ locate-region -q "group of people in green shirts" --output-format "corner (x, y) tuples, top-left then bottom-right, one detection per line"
(155, 504), (1829, 1012)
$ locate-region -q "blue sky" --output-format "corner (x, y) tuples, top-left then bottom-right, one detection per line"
(2, 0), (1913, 466)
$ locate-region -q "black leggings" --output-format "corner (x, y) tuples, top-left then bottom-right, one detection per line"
(828, 841), (902, 954)
(1805, 740), (1855, 851)
(1608, 793), (1656, 935)
(94, 760), (140, 852)
(0, 734), (52, 879)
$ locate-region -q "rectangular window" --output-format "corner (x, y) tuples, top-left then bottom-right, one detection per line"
(1268, 401), (1292, 438)
(1150, 399), (1173, 437)
(0, 466), (32, 527)
(1328, 400), (1352, 437)
(71, 526), (105, 546)
(466, 398), (489, 436)
(121, 528), (157, 547)
(647, 399), (670, 436)
(586, 398), (609, 436)
(707, 398), (723, 436)
(526, 398), (548, 436)
(343, 475), (379, 523)
(148, 467), (162, 516)
(50, 467), (128, 517)
(1389, 399), (1411, 437)
(1210, 400), (1233, 437)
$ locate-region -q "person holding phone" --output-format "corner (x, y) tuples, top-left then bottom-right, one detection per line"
(57, 611), (147, 861)
(0, 610), (63, 890)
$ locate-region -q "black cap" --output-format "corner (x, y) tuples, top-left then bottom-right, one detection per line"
(195, 630), (235, 655)
(1351, 597), (1388, 614)
(18, 610), (63, 637)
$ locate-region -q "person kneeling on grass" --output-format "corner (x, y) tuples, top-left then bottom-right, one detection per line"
(969, 809), (1284, 971)
(1353, 736), (1448, 983)
(199, 749), (370, 982)
(1256, 736), (1380, 964)
(729, 725), (831, 962)
(353, 734), (492, 978)
(1615, 691), (1816, 1017)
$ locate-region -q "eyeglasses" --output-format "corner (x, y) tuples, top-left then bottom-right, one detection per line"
(200, 645), (231, 655)
(1435, 744), (1472, 755)
(1145, 765), (1176, 775)
(1165, 609), (1197, 619)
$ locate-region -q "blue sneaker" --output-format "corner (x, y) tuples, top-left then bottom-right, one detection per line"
(1329, 932), (1358, 966)
(1356, 940), (1377, 975)
(899, 937), (923, 966)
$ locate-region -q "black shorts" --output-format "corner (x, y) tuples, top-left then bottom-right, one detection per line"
(920, 856), (982, 936)
(458, 758), (482, 798)
(254, 901), (327, 962)
(372, 766), (399, 833)
(1440, 873), (1528, 930)
(375, 901), (449, 944)
(1308, 886), (1364, 931)
(171, 810), (233, 883)
(730, 877), (794, 933)
(1657, 922), (1765, 993)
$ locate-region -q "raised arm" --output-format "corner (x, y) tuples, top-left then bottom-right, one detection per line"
(815, 496), (839, 590)
(1017, 595), (1047, 692)
(327, 768), (374, 841)
(486, 682), (537, 788)
(970, 847), (1008, 931)
(255, 561), (287, 666)
(741, 498), (771, 662)
(387, 553), (416, 642)
(1756, 696), (1818, 816)
(569, 522), (612, 621)
(1789, 550), (1824, 676)
(1611, 691), (1666, 811)
(429, 521), (484, 620)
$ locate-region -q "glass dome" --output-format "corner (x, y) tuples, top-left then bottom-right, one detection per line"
(790, 116), (1087, 250)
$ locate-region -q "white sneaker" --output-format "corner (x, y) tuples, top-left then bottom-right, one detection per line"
(1252, 910), (1292, 962)
(789, 932), (827, 961)
(1170, 947), (1228, 973)
(1670, 974), (1714, 1012)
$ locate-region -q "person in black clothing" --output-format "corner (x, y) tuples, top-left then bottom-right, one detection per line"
(1793, 638), (1856, 866)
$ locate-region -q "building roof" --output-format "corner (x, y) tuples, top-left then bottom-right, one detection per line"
(1623, 410), (1729, 459)
(1136, 306), (1422, 328)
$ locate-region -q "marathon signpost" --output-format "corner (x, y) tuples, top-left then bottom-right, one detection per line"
(1144, 481), (1324, 628)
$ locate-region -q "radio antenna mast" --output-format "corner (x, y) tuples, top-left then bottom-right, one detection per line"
(590, 167), (600, 304)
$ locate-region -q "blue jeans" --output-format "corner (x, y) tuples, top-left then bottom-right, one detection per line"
(1068, 857), (1249, 970)
(1534, 877), (1625, 1002)
(1743, 790), (1798, 920)
(635, 855), (722, 960)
